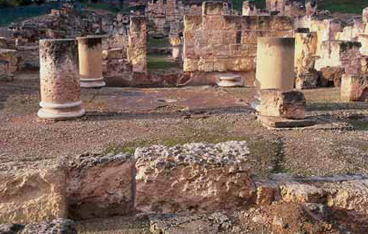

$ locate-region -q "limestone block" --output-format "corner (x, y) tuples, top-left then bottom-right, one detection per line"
(341, 74), (368, 102)
(319, 66), (345, 87)
(183, 58), (199, 72)
(280, 182), (326, 203)
(202, 2), (227, 15)
(67, 153), (134, 220)
(202, 15), (224, 31)
(255, 180), (280, 206)
(295, 71), (318, 89)
(102, 48), (125, 60)
(184, 15), (202, 32)
(259, 89), (306, 119)
(0, 49), (19, 73)
(135, 141), (254, 213)
(0, 161), (67, 223)
(325, 179), (368, 216)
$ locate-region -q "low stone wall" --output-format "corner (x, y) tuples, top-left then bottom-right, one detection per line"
(1, 141), (368, 225)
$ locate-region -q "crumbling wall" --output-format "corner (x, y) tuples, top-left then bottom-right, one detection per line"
(183, 4), (293, 85)
(128, 16), (147, 73)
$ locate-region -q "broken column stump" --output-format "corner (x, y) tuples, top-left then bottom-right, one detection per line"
(38, 39), (85, 120)
(257, 89), (314, 128)
(77, 36), (106, 88)
(256, 37), (295, 90)
(135, 141), (255, 214)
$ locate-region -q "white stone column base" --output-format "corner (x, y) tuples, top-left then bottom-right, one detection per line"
(80, 77), (106, 88)
(37, 101), (85, 120)
(217, 74), (244, 87)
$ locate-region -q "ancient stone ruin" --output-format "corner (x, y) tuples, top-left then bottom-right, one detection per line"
(1, 1), (368, 233)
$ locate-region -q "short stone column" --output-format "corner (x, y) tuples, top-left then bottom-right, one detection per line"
(38, 39), (85, 120)
(256, 37), (295, 90)
(77, 36), (105, 88)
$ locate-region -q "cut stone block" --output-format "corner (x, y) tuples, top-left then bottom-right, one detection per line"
(341, 74), (368, 102)
(135, 141), (254, 213)
(67, 153), (135, 220)
(258, 89), (306, 120)
(0, 49), (19, 73)
(0, 161), (67, 223)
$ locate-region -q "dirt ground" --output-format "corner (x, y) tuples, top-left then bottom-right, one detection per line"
(1, 72), (368, 179)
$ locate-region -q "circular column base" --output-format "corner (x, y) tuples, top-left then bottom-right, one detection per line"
(80, 77), (106, 88)
(217, 74), (243, 87)
(37, 101), (85, 120)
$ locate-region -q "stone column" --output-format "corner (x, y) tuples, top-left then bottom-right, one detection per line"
(256, 37), (295, 90)
(77, 36), (105, 88)
(38, 39), (85, 120)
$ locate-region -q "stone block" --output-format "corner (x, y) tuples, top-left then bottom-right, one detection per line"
(318, 66), (345, 87)
(102, 48), (125, 60)
(0, 161), (67, 223)
(202, 2), (226, 15)
(259, 89), (306, 119)
(341, 74), (368, 102)
(67, 153), (135, 220)
(135, 141), (254, 213)
(184, 15), (202, 32)
(0, 49), (19, 73)
(0, 60), (13, 82)
(295, 71), (318, 89)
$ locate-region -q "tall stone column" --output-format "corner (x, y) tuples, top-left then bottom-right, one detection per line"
(256, 37), (295, 90)
(38, 39), (85, 120)
(77, 36), (105, 88)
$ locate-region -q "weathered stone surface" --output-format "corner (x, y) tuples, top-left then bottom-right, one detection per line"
(128, 17), (147, 73)
(255, 180), (280, 206)
(295, 71), (318, 89)
(341, 74), (368, 102)
(67, 153), (134, 220)
(20, 219), (77, 234)
(0, 49), (19, 73)
(150, 213), (234, 234)
(0, 224), (24, 234)
(0, 161), (67, 223)
(318, 66), (345, 87)
(258, 90), (306, 119)
(135, 141), (254, 213)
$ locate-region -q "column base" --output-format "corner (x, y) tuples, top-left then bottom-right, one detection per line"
(37, 101), (85, 120)
(80, 77), (106, 88)
(217, 74), (243, 87)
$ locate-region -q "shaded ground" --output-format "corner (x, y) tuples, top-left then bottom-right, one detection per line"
(1, 72), (368, 178)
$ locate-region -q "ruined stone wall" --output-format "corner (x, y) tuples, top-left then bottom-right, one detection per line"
(128, 16), (147, 73)
(183, 13), (293, 84)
